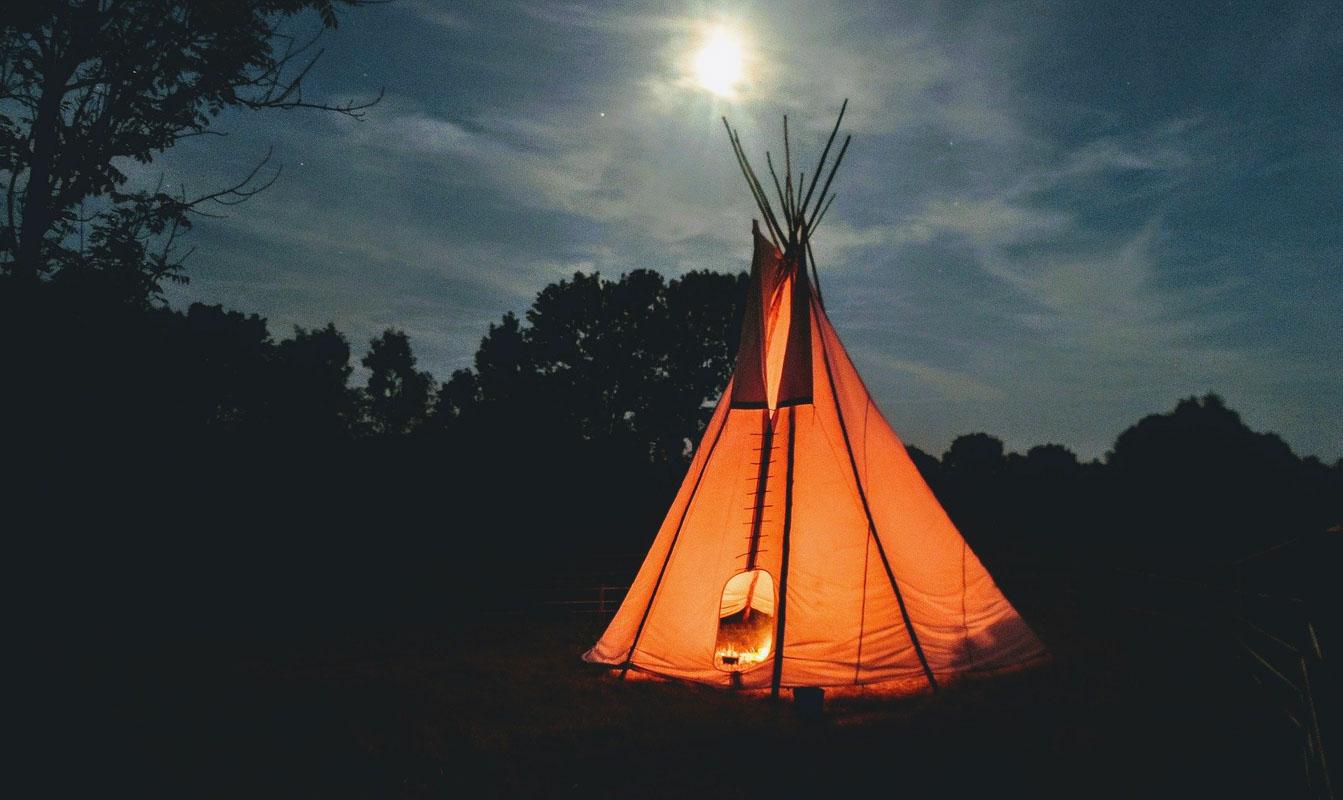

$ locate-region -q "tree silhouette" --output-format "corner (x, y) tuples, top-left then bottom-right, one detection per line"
(176, 302), (274, 431)
(432, 368), (480, 424)
(462, 311), (530, 415)
(1017, 443), (1081, 480)
(273, 323), (357, 438)
(441, 269), (748, 466)
(362, 329), (433, 436)
(1107, 393), (1295, 474)
(942, 433), (1006, 478)
(1100, 392), (1337, 563)
(0, 1), (382, 293)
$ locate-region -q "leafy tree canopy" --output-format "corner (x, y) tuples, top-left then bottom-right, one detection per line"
(363, 328), (433, 436)
(439, 269), (748, 466)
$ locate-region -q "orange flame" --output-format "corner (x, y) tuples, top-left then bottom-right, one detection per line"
(715, 633), (772, 670)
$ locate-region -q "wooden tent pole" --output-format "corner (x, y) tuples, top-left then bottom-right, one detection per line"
(732, 130), (788, 243)
(799, 99), (848, 218)
(807, 135), (850, 231)
(722, 119), (784, 246)
(796, 171), (805, 220)
(765, 151), (791, 230)
(724, 124), (775, 229)
(770, 406), (798, 698)
(783, 115), (795, 227)
(806, 242), (825, 310)
(810, 193), (837, 235)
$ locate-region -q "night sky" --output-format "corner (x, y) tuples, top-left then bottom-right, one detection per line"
(141, 1), (1341, 461)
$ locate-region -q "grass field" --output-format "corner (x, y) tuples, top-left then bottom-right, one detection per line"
(117, 582), (1311, 799)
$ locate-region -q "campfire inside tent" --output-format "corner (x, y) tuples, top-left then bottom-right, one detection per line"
(714, 570), (775, 671)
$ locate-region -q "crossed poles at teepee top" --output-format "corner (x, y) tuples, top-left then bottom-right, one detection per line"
(721, 99), (851, 257)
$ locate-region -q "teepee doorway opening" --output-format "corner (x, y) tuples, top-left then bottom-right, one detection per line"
(714, 569), (776, 672)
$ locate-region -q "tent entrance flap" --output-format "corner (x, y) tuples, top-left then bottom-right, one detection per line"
(714, 569), (775, 672)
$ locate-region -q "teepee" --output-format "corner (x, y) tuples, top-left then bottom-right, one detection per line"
(585, 103), (1045, 695)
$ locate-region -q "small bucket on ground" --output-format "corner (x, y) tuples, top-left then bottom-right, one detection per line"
(793, 686), (824, 720)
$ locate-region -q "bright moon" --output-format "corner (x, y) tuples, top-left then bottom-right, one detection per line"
(693, 27), (744, 97)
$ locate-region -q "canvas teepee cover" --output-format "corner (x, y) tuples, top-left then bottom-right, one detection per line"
(584, 108), (1044, 694)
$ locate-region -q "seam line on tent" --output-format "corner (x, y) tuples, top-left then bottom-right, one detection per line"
(961, 540), (975, 669)
(815, 300), (939, 693)
(621, 401), (734, 671)
(856, 400), (871, 685)
(854, 531), (870, 684)
(780, 653), (905, 666)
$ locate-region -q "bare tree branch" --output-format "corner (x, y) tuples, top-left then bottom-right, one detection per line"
(1, 1), (389, 291)
(183, 148), (283, 214)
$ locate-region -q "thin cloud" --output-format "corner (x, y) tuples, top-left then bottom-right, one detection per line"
(149, 0), (1342, 461)
(399, 0), (475, 32)
(862, 350), (1007, 404)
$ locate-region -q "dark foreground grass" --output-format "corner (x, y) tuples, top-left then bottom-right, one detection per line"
(114, 592), (1306, 799)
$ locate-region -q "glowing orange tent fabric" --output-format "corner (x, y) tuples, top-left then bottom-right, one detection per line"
(584, 224), (1045, 694)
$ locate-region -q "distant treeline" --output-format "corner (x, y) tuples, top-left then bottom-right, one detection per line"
(1, 267), (745, 449)
(2, 269), (1339, 643)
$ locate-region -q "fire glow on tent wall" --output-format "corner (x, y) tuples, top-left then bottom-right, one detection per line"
(584, 103), (1048, 697)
